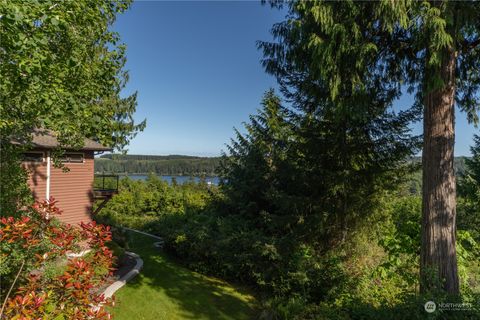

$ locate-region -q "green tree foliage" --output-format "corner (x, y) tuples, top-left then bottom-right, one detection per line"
(207, 88), (418, 309)
(0, 0), (145, 213)
(96, 174), (213, 229)
(95, 134), (480, 318)
(222, 89), (418, 247)
(221, 90), (293, 221)
(259, 0), (480, 295)
(89, 1), (479, 316)
(100, 177), (480, 319)
(0, 144), (31, 216)
(0, 0), (145, 149)
(260, 1), (480, 117)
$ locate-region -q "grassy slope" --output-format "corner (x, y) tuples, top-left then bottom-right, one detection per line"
(111, 232), (258, 320)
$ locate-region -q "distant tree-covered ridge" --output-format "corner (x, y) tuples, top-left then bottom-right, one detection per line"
(95, 154), (221, 176)
(100, 154), (208, 161)
(410, 156), (468, 176)
(95, 154), (468, 177)
(407, 156), (468, 196)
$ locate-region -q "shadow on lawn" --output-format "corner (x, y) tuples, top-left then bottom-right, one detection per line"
(125, 232), (257, 320)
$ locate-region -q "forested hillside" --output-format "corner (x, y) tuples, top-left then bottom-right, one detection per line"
(407, 156), (468, 195)
(94, 154), (468, 179)
(95, 154), (221, 175)
(411, 156), (467, 175)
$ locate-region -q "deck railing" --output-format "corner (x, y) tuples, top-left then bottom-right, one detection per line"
(94, 174), (119, 193)
(93, 174), (119, 214)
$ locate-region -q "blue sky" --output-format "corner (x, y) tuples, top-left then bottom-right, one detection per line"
(115, 1), (477, 156)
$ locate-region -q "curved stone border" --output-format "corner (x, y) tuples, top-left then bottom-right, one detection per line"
(102, 251), (143, 299)
(96, 227), (163, 302)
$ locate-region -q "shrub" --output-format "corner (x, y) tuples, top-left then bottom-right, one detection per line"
(94, 177), (480, 319)
(0, 198), (114, 319)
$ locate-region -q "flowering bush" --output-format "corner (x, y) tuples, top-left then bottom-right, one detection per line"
(0, 198), (114, 319)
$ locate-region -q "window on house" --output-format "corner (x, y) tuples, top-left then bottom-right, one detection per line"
(60, 153), (84, 163)
(22, 152), (44, 162)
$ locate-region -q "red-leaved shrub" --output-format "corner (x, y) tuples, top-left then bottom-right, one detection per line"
(0, 198), (115, 319)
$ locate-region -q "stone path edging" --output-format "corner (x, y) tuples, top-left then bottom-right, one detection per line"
(101, 251), (143, 299)
(98, 227), (164, 300)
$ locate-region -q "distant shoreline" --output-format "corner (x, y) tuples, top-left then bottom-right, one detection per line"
(121, 174), (221, 185)
(94, 172), (218, 177)
(94, 154), (221, 177)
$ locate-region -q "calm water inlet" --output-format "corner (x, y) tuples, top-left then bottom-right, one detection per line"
(126, 175), (220, 185)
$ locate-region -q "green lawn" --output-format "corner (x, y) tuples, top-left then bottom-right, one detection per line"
(110, 232), (258, 320)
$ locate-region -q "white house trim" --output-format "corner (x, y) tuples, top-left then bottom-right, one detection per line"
(46, 151), (51, 200)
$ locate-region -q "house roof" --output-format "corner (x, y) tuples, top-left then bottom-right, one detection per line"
(14, 129), (112, 151)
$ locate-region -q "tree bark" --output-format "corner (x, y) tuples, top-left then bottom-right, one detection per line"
(420, 47), (459, 294)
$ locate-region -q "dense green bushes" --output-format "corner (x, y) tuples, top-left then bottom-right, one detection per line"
(95, 174), (214, 229)
(95, 98), (480, 319)
(97, 174), (480, 319)
(96, 96), (480, 319)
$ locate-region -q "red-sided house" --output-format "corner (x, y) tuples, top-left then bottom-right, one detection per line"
(20, 130), (115, 225)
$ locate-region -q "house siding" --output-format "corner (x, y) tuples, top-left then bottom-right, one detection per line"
(23, 151), (48, 202)
(23, 150), (94, 225)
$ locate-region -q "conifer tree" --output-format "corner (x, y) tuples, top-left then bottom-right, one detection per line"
(260, 0), (480, 294)
(220, 90), (292, 218)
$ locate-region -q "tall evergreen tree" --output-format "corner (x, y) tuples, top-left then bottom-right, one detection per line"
(290, 93), (419, 247)
(260, 0), (480, 294)
(220, 90), (292, 220)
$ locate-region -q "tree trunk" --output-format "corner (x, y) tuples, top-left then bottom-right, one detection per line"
(420, 47), (459, 294)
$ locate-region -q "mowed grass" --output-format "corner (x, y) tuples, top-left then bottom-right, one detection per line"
(110, 232), (258, 320)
